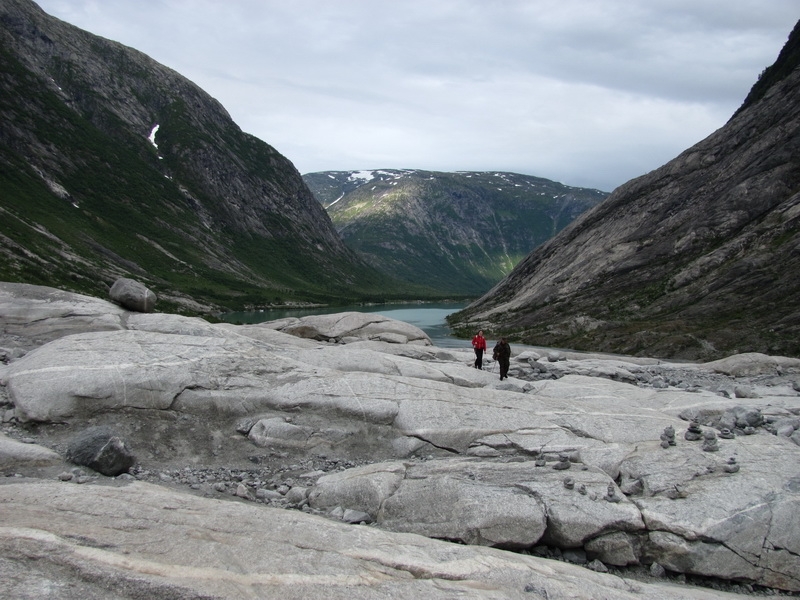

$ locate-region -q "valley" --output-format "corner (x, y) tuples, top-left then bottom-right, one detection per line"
(305, 169), (607, 295)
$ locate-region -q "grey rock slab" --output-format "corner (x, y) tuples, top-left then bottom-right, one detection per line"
(375, 459), (549, 548)
(0, 432), (62, 469)
(0, 282), (126, 353)
(536, 358), (643, 384)
(125, 312), (230, 338)
(701, 352), (800, 377)
(345, 339), (462, 362)
(625, 436), (800, 590)
(585, 531), (645, 566)
(1, 329), (305, 421)
(309, 458), (643, 551)
(517, 472), (645, 548)
(215, 321), (323, 349)
(525, 347), (664, 366)
(0, 480), (753, 600)
(527, 375), (693, 444)
(473, 426), (607, 458)
(309, 462), (407, 516)
(293, 346), (495, 388)
(270, 311), (432, 345)
(248, 417), (314, 449)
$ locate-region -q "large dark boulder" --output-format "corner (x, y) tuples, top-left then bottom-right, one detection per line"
(66, 426), (135, 476)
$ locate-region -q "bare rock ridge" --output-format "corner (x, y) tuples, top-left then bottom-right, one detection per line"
(451, 20), (800, 361)
(0, 0), (389, 310)
(2, 281), (800, 598)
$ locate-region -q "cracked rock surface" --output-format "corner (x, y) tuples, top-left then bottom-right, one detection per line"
(2, 283), (800, 598)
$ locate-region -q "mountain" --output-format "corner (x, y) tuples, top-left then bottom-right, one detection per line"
(303, 169), (607, 295)
(0, 0), (411, 313)
(449, 21), (800, 361)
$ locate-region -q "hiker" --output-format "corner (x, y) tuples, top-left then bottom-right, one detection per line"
(471, 330), (487, 369)
(493, 337), (511, 380)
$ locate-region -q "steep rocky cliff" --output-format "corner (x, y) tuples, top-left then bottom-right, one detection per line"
(0, 0), (400, 311)
(304, 169), (607, 295)
(451, 21), (800, 360)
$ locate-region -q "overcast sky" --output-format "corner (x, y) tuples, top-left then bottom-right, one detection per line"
(35, 1), (797, 192)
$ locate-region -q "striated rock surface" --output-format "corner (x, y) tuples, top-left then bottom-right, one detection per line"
(450, 21), (800, 361)
(2, 282), (800, 596)
(266, 311), (432, 345)
(0, 478), (760, 600)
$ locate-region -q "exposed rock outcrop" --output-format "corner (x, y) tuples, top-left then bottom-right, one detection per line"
(450, 20), (800, 361)
(2, 282), (799, 595)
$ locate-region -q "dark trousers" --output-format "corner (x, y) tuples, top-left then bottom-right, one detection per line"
(499, 358), (510, 379)
(474, 349), (484, 369)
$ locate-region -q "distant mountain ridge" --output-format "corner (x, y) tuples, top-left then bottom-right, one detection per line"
(304, 169), (607, 295)
(451, 21), (800, 360)
(0, 0), (408, 312)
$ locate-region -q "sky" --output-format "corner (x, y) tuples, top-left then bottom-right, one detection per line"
(35, 1), (798, 192)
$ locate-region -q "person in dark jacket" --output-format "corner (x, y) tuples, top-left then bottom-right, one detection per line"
(471, 330), (487, 369)
(492, 337), (511, 380)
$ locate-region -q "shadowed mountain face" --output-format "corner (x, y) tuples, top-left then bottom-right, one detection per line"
(0, 0), (402, 312)
(450, 21), (800, 361)
(304, 169), (607, 295)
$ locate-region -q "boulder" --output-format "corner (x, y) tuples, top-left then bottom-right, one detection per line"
(65, 426), (135, 476)
(270, 311), (432, 345)
(109, 277), (157, 313)
(248, 418), (313, 448)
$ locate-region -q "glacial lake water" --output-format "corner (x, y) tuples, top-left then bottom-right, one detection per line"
(221, 301), (473, 348)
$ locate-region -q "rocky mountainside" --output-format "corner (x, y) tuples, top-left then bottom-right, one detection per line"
(303, 170), (607, 295)
(0, 0), (407, 312)
(450, 21), (800, 361)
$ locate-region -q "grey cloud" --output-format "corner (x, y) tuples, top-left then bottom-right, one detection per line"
(35, 0), (797, 191)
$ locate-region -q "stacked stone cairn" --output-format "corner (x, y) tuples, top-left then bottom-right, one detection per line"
(702, 429), (720, 452)
(684, 419), (703, 441)
(660, 425), (676, 448)
(723, 457), (740, 473)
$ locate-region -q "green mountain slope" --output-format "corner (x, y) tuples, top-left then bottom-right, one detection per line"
(0, 0), (414, 313)
(303, 170), (607, 295)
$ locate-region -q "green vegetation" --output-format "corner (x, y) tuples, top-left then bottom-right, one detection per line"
(0, 35), (446, 314)
(307, 170), (606, 296)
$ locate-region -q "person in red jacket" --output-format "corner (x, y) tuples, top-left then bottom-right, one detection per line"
(471, 330), (487, 369)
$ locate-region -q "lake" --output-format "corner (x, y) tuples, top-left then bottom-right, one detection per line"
(221, 301), (473, 348)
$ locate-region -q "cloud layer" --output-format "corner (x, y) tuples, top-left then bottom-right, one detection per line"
(37, 0), (797, 191)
